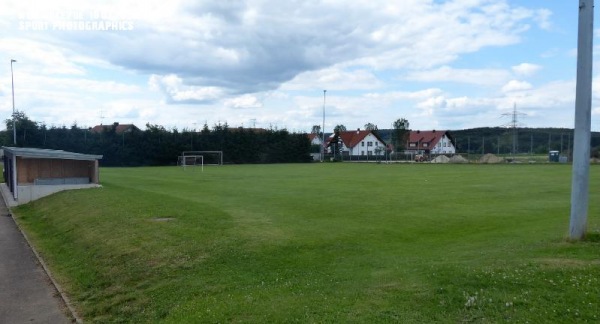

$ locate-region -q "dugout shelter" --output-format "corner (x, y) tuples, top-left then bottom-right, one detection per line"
(1, 147), (103, 206)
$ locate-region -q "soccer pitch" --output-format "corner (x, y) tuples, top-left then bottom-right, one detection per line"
(14, 163), (600, 322)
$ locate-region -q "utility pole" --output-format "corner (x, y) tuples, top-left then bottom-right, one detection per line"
(321, 90), (326, 162)
(467, 136), (470, 155)
(482, 137), (485, 154)
(502, 102), (525, 156)
(10, 59), (17, 145)
(570, 0), (594, 240)
(530, 133), (533, 155)
(561, 133), (564, 153)
(191, 122), (196, 150)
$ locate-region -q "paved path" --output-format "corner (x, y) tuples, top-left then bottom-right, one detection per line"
(0, 196), (72, 323)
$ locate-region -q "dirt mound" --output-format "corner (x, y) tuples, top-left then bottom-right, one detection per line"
(449, 155), (468, 163)
(431, 155), (450, 163)
(479, 153), (504, 164)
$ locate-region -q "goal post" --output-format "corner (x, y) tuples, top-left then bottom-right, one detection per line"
(182, 151), (223, 166)
(178, 155), (204, 171)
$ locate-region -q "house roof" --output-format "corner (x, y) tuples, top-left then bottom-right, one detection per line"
(2, 147), (103, 161)
(307, 133), (322, 142)
(408, 130), (453, 149)
(327, 130), (385, 148)
(91, 123), (137, 134)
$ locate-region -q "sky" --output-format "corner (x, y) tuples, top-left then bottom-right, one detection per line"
(0, 0), (598, 133)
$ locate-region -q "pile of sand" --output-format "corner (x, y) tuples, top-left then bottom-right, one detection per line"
(431, 155), (450, 163)
(449, 155), (468, 163)
(479, 153), (504, 164)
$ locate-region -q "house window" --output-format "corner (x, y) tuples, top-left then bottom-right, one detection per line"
(375, 142), (378, 146)
(443, 142), (447, 147)
(368, 151), (372, 156)
(367, 142), (373, 146)
(361, 142), (364, 147)
(409, 143), (416, 147)
(361, 151), (365, 156)
(423, 143), (428, 147)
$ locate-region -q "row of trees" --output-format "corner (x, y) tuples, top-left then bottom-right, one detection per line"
(1, 112), (312, 166)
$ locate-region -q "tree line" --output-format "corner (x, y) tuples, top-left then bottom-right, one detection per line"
(451, 127), (600, 156)
(1, 112), (312, 166)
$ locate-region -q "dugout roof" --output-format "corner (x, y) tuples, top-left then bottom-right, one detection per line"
(2, 147), (103, 161)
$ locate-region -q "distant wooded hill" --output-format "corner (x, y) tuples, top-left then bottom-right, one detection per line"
(448, 127), (600, 156)
(375, 127), (600, 156)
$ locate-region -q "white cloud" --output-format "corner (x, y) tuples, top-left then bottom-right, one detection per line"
(282, 67), (382, 91)
(4, 0), (547, 97)
(511, 63), (542, 77)
(224, 94), (263, 109)
(0, 38), (85, 75)
(149, 74), (225, 104)
(365, 88), (445, 102)
(502, 80), (533, 93)
(405, 66), (511, 86)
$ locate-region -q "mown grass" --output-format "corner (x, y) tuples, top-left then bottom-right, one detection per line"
(14, 163), (600, 322)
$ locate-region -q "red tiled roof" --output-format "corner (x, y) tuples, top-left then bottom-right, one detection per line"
(307, 133), (319, 141)
(327, 130), (384, 148)
(408, 130), (450, 149)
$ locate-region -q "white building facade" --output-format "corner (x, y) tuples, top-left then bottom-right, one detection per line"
(430, 133), (456, 154)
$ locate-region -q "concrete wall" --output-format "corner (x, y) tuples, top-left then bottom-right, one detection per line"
(8, 184), (101, 207)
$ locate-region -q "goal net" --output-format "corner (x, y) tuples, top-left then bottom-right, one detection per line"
(179, 151), (223, 167)
(178, 155), (204, 171)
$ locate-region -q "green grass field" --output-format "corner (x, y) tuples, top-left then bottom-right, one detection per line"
(14, 163), (600, 322)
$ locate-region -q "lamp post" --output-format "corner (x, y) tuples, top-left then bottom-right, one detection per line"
(10, 59), (16, 145)
(321, 90), (326, 162)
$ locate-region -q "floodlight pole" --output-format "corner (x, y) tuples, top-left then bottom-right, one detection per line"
(10, 59), (16, 145)
(321, 90), (326, 162)
(569, 0), (594, 240)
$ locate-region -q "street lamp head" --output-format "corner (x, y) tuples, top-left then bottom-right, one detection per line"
(11, 59), (16, 63)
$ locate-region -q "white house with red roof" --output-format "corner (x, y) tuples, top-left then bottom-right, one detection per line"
(327, 129), (386, 156)
(307, 133), (323, 146)
(407, 130), (455, 154)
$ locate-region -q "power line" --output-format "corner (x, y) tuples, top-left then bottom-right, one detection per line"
(501, 103), (526, 155)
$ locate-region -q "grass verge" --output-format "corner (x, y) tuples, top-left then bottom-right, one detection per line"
(13, 163), (600, 322)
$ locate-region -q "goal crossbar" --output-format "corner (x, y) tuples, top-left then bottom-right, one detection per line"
(182, 151), (223, 165)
